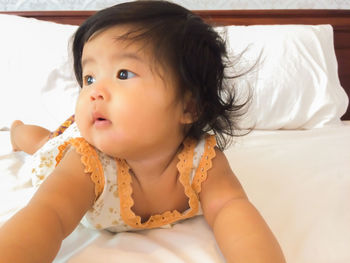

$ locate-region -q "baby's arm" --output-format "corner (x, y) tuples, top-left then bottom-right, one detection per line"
(0, 148), (96, 262)
(10, 120), (51, 154)
(200, 149), (286, 263)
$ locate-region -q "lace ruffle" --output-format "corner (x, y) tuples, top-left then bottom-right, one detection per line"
(56, 137), (105, 199)
(55, 134), (216, 230)
(192, 135), (216, 194)
(116, 135), (216, 229)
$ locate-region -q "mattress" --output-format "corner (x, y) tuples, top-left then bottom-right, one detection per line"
(1, 122), (349, 263)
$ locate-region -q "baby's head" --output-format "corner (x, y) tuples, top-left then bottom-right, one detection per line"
(72, 1), (244, 153)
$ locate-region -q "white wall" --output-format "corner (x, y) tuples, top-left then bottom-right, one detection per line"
(0, 0), (349, 11)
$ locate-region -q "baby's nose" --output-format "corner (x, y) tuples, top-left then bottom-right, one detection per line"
(90, 90), (104, 101)
(90, 84), (110, 101)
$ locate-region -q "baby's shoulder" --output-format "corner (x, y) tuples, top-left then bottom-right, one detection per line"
(211, 147), (232, 175)
(199, 147), (246, 219)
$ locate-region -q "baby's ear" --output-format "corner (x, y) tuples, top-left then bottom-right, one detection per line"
(180, 92), (197, 125)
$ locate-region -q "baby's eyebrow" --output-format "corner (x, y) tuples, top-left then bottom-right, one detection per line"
(113, 52), (145, 63)
(82, 52), (145, 69)
(82, 57), (95, 69)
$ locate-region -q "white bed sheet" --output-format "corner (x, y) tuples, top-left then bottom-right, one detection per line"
(1, 123), (349, 263)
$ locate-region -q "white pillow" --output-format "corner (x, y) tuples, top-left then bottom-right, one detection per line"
(222, 25), (349, 129)
(1, 17), (348, 131)
(0, 14), (79, 130)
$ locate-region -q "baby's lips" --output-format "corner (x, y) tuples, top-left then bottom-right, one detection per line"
(92, 111), (108, 122)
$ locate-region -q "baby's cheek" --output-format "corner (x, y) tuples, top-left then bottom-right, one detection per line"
(75, 91), (90, 119)
(74, 103), (83, 128)
(75, 103), (90, 138)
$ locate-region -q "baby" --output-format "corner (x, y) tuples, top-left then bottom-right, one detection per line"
(0, 1), (285, 262)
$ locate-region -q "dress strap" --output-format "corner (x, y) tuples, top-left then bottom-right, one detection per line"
(49, 114), (75, 139)
(191, 135), (217, 194)
(116, 136), (201, 229)
(55, 137), (105, 200)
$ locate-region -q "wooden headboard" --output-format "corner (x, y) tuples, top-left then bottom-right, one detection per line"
(2, 9), (350, 120)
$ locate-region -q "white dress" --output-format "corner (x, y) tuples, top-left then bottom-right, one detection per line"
(27, 122), (217, 232)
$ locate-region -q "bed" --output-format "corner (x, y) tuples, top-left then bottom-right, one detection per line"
(0, 8), (349, 263)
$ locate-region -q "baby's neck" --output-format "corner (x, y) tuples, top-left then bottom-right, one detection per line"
(125, 141), (183, 187)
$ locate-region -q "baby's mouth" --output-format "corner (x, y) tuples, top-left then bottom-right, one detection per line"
(92, 113), (112, 127)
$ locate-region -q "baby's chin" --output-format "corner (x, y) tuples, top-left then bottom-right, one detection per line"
(89, 140), (116, 156)
(92, 137), (129, 158)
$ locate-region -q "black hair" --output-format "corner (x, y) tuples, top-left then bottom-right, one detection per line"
(72, 0), (249, 150)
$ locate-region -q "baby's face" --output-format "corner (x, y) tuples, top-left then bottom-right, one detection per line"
(75, 26), (188, 159)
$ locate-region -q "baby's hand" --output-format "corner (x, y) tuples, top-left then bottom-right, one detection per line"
(10, 120), (24, 152)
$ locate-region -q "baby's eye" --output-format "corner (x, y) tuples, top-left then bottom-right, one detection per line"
(84, 75), (96, 86)
(117, 70), (136, 80)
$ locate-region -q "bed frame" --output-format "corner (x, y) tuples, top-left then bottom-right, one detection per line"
(2, 9), (350, 120)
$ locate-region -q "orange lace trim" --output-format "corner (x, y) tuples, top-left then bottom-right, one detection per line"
(192, 135), (216, 194)
(55, 138), (105, 199)
(116, 136), (201, 229)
